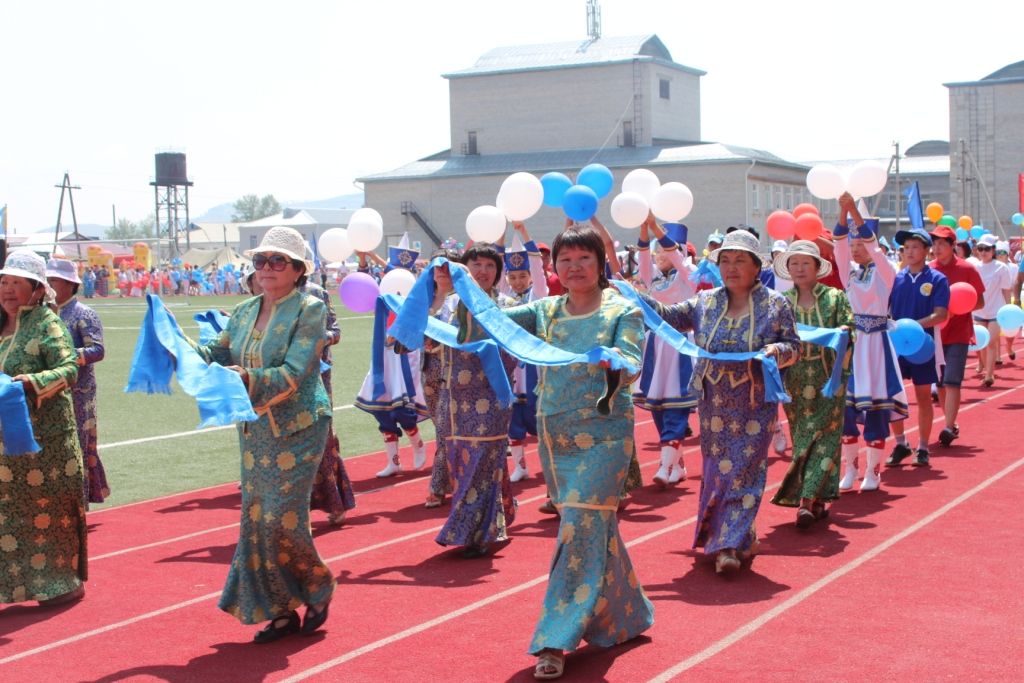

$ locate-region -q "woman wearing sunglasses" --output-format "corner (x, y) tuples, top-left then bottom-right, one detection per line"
(194, 226), (335, 644)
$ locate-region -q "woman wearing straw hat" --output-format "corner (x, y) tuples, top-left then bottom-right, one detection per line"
(193, 226), (335, 643)
(0, 249), (87, 606)
(46, 258), (110, 504)
(640, 230), (800, 574)
(769, 241), (853, 527)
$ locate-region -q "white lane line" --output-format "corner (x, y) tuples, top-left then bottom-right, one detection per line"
(90, 524), (242, 561)
(646, 455), (1024, 683)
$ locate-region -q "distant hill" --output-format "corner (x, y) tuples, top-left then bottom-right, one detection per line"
(24, 223), (109, 238)
(193, 193), (365, 222)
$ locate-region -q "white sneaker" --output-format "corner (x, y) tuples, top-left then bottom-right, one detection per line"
(773, 428), (787, 454)
(376, 441), (402, 478)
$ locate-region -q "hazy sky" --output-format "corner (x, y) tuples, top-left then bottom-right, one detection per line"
(3, 0), (1019, 232)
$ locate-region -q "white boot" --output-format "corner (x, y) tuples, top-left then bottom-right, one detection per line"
(838, 442), (859, 491)
(653, 444), (676, 488)
(409, 429), (426, 470)
(376, 440), (402, 478)
(668, 450), (687, 484)
(860, 447), (883, 491)
(509, 442), (529, 482)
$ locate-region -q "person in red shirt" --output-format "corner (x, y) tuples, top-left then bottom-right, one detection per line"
(929, 225), (985, 447)
(814, 229), (845, 291)
(536, 242), (563, 296)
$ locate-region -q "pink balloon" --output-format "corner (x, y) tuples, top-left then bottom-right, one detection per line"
(339, 272), (380, 313)
(766, 210), (796, 240)
(792, 203), (819, 218)
(794, 213), (823, 241)
(948, 282), (978, 315)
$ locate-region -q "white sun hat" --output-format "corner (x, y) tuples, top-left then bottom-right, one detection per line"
(243, 226), (314, 275)
(773, 239), (833, 280)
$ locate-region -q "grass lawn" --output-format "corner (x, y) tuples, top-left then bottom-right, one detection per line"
(87, 293), (434, 508)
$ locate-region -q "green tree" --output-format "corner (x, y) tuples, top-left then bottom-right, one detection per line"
(105, 215), (156, 240)
(231, 194), (281, 222)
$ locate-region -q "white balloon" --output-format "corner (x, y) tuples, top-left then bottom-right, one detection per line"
(496, 172), (544, 221)
(465, 205), (507, 243)
(610, 192), (650, 229)
(847, 160), (888, 198)
(651, 182), (694, 222)
(379, 268), (416, 296)
(622, 168), (661, 203)
(350, 207), (383, 229)
(806, 164), (847, 200)
(318, 228), (353, 262)
(347, 217), (383, 252)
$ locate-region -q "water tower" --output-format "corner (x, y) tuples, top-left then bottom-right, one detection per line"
(150, 152), (194, 255)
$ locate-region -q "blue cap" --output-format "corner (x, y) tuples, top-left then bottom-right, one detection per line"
(894, 228), (932, 247)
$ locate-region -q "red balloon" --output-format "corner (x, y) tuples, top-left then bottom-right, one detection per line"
(766, 210), (796, 240)
(792, 202), (819, 218)
(794, 213), (824, 240)
(948, 282), (978, 315)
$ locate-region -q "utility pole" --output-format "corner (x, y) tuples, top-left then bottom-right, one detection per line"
(54, 172), (84, 259)
(959, 139), (970, 216)
(893, 141), (901, 231)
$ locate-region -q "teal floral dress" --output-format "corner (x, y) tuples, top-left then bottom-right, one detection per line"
(196, 289), (335, 624)
(0, 304), (86, 603)
(505, 288), (655, 655)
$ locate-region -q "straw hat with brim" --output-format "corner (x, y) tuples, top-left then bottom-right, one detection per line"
(708, 229), (763, 265)
(773, 240), (833, 281)
(243, 226), (314, 275)
(0, 248), (57, 303)
(45, 258), (82, 284)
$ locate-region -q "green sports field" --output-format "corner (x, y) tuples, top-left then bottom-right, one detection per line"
(85, 294), (434, 508)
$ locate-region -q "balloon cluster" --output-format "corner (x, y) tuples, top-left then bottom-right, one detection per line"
(765, 203), (823, 241)
(538, 164), (613, 224)
(889, 318), (934, 363)
(925, 203), (995, 241)
(318, 208), (384, 263)
(806, 161), (887, 200)
(608, 169), (694, 229)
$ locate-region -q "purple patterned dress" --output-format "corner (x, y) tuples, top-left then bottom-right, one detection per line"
(57, 297), (109, 504)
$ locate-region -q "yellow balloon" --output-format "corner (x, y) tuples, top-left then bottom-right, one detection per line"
(958, 215), (973, 230)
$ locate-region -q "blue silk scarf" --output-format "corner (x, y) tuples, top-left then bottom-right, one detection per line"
(126, 294), (258, 428)
(794, 323), (851, 398)
(194, 309), (230, 345)
(0, 373), (41, 455)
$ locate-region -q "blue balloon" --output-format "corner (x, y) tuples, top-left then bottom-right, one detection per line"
(540, 172), (573, 208)
(890, 318), (926, 357)
(969, 226), (985, 239)
(1012, 212), (1024, 226)
(969, 324), (991, 351)
(996, 304), (1024, 332)
(905, 334), (935, 364)
(562, 185), (599, 222)
(955, 227), (969, 241)
(576, 163), (614, 199)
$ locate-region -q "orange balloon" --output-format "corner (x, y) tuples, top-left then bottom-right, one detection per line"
(766, 210), (797, 240)
(925, 202), (944, 224)
(792, 203), (819, 218)
(794, 213), (824, 241)
(958, 215), (973, 230)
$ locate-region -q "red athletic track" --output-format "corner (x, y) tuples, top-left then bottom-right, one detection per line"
(2, 365), (1023, 683)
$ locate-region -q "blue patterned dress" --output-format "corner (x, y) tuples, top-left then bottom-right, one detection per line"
(56, 297), (109, 503)
(652, 285), (800, 555)
(196, 289), (336, 624)
(505, 289), (655, 655)
(436, 293), (517, 550)
(423, 294), (458, 498)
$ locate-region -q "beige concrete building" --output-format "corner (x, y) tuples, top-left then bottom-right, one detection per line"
(945, 61), (1024, 235)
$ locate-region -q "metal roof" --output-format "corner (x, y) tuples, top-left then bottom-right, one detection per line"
(239, 208), (355, 229)
(443, 34), (705, 79)
(358, 142), (805, 183)
(799, 155), (949, 176)
(945, 60), (1024, 87)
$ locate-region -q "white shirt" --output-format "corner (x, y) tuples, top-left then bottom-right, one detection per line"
(975, 259), (1014, 318)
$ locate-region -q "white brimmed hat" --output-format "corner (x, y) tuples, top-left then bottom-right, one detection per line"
(771, 239), (788, 254)
(977, 234), (998, 248)
(0, 248), (57, 303)
(709, 229), (763, 265)
(243, 226), (314, 275)
(773, 240), (833, 280)
(45, 258), (82, 284)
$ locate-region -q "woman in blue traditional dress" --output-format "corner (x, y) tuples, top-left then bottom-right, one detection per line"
(194, 227), (335, 643)
(435, 242), (518, 558)
(634, 217), (698, 488)
(496, 226), (654, 680)
(46, 259), (110, 504)
(642, 230), (800, 575)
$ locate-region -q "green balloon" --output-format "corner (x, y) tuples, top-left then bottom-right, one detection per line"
(938, 215), (958, 227)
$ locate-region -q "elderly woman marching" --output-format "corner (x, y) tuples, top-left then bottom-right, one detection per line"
(0, 249), (87, 606)
(640, 230), (801, 574)
(768, 242), (853, 527)
(195, 227), (335, 643)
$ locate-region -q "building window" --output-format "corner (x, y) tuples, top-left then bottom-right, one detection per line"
(751, 183), (759, 211)
(622, 120), (634, 147)
(467, 131), (478, 155)
(785, 186), (794, 208)
(249, 235), (257, 248)
(659, 78), (670, 100)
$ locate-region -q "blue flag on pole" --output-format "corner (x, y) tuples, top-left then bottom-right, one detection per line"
(904, 181), (924, 229)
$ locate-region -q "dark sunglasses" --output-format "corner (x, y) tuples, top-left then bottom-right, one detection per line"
(976, 246), (994, 252)
(252, 254), (291, 271)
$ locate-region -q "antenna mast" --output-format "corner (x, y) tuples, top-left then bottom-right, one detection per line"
(586, 0), (602, 40)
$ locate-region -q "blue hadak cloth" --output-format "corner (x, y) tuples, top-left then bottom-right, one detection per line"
(194, 309), (231, 345)
(0, 373), (42, 455)
(126, 294), (258, 428)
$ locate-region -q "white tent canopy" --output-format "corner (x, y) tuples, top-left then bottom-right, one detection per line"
(180, 246), (248, 269)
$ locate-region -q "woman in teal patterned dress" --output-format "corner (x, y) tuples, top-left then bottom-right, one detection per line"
(500, 227), (654, 680)
(195, 227), (335, 643)
(643, 230), (800, 575)
(770, 241), (853, 526)
(0, 249), (87, 606)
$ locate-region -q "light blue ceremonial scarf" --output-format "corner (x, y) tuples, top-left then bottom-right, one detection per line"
(0, 373), (41, 455)
(795, 323), (851, 398)
(194, 309), (230, 345)
(126, 295), (258, 428)
(614, 279), (790, 403)
(690, 259), (723, 287)
(386, 259), (638, 399)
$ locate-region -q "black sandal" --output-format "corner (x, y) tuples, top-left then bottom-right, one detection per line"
(254, 611), (300, 644)
(302, 598), (331, 634)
